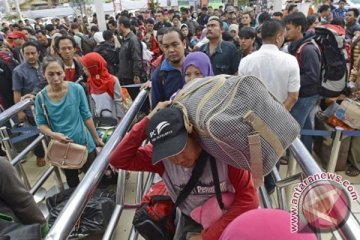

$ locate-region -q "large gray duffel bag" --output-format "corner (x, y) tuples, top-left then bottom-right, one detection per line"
(173, 75), (300, 175)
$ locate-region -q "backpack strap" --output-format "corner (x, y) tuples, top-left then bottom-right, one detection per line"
(209, 155), (225, 210)
(248, 133), (264, 189)
(174, 150), (209, 208)
(296, 39), (321, 69)
(38, 91), (52, 129)
(174, 151), (224, 211)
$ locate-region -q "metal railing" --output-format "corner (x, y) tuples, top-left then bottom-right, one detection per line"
(45, 89), (149, 240)
(290, 138), (360, 240)
(0, 98), (33, 126)
(0, 99), (64, 199)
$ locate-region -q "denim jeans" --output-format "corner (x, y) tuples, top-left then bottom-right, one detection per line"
(290, 95), (319, 151)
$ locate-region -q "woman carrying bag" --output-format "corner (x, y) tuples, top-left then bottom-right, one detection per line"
(35, 56), (104, 188)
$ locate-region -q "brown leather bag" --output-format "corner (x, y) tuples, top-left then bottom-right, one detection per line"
(46, 139), (88, 169)
(38, 92), (88, 169)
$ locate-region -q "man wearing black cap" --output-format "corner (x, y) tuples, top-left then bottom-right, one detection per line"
(110, 102), (258, 240)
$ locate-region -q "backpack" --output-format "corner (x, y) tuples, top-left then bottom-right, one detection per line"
(173, 75), (300, 176)
(296, 25), (348, 97)
(132, 181), (176, 240)
(76, 33), (97, 55)
(94, 44), (119, 76)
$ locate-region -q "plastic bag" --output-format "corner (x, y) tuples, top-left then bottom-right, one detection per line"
(46, 188), (115, 237)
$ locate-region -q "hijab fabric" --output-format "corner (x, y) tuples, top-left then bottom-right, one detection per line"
(81, 52), (115, 98)
(182, 52), (214, 77)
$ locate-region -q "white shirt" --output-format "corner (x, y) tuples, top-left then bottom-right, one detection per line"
(238, 44), (300, 103)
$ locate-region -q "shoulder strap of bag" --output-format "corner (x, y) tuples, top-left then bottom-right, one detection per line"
(38, 91), (52, 129)
(174, 150), (209, 208)
(38, 91), (88, 145)
(248, 133), (264, 189)
(209, 155), (225, 210)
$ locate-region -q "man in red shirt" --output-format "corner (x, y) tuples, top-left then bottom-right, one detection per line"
(110, 102), (259, 240)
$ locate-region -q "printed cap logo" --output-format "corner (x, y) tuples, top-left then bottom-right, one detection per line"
(149, 121), (171, 140)
(156, 121), (170, 135)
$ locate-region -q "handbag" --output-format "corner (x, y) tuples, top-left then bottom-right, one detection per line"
(38, 92), (88, 169)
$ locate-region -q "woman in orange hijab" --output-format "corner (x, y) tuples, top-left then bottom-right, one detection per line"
(81, 52), (126, 122)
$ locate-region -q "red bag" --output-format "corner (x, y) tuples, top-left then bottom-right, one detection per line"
(133, 181), (176, 240)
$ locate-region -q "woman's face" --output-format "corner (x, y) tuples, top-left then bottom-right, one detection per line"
(172, 18), (180, 28)
(44, 62), (65, 86)
(82, 65), (98, 78)
(230, 29), (238, 38)
(181, 27), (189, 37)
(184, 65), (203, 82)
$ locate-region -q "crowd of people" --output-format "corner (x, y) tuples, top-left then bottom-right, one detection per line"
(1, 0), (360, 239)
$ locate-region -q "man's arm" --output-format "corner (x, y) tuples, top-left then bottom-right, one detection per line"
(130, 38), (144, 81)
(301, 45), (321, 87)
(283, 91), (299, 111)
(109, 117), (164, 174)
(0, 160), (47, 226)
(13, 91), (26, 122)
(284, 57), (300, 111)
(110, 101), (170, 173)
(13, 91), (22, 104)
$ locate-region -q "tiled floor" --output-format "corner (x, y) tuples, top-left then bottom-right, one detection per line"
(8, 151), (360, 240)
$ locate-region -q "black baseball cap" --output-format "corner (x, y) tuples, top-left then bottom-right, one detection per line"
(146, 107), (188, 165)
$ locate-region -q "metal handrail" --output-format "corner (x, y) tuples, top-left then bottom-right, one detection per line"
(290, 138), (360, 240)
(10, 134), (45, 166)
(0, 99), (64, 196)
(0, 98), (33, 125)
(45, 90), (149, 240)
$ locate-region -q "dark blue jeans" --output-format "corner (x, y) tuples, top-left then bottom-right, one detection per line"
(290, 95), (319, 151)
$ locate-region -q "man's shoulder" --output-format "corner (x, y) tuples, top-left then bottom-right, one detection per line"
(302, 42), (320, 54)
(221, 41), (238, 51)
(199, 43), (208, 51)
(13, 63), (26, 72)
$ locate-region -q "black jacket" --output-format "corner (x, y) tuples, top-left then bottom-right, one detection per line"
(118, 31), (143, 81)
(0, 59), (14, 108)
(94, 41), (119, 76)
(288, 33), (321, 98)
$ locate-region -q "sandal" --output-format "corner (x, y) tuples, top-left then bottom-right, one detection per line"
(345, 166), (360, 177)
(36, 157), (46, 167)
